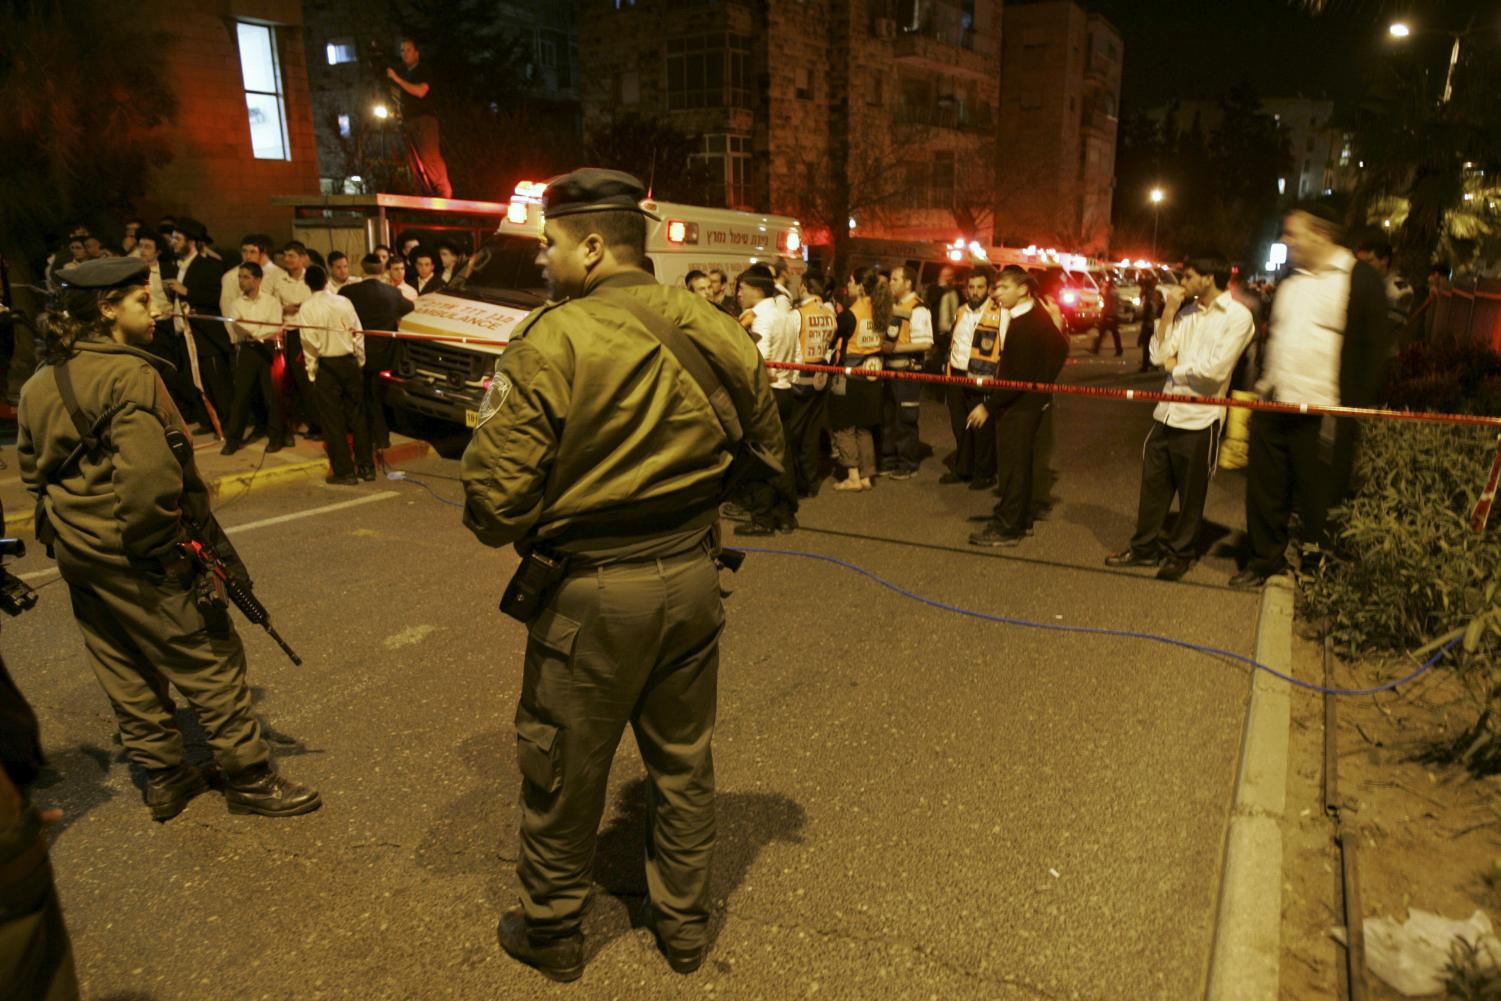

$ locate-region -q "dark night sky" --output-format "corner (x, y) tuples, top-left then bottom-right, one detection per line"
(1071, 0), (1493, 111)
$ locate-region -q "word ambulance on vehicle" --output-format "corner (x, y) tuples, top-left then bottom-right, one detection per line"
(383, 180), (804, 429)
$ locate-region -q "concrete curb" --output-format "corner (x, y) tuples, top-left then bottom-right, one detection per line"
(1204, 575), (1294, 1001)
(7, 439), (432, 535)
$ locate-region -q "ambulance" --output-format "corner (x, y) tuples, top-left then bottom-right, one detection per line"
(383, 180), (804, 429)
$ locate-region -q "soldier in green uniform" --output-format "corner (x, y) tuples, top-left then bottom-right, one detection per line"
(17, 258), (319, 822)
(461, 169), (784, 982)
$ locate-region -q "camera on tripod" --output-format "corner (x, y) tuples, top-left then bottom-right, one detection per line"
(0, 538), (37, 617)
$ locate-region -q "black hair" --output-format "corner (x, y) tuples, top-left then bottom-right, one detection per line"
(280, 240), (307, 256)
(328, 250), (348, 265)
(304, 265), (328, 292)
(801, 272), (826, 298)
(1291, 202), (1345, 244)
(1357, 239), (1394, 264)
(744, 263), (775, 280)
(1184, 253), (1233, 289)
(360, 253), (383, 274)
(739, 272), (777, 297)
(374, 243), (392, 255)
(967, 265), (995, 286)
(684, 269), (707, 287)
(550, 210), (647, 266)
(708, 268), (728, 283)
(134, 229), (164, 251)
(239, 261), (264, 280)
(437, 240), (460, 255)
(996, 265), (1039, 295)
(241, 233), (273, 254)
(412, 249), (435, 265)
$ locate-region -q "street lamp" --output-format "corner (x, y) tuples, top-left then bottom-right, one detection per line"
(1387, 19), (1468, 105)
(1149, 187), (1165, 259)
(1389, 21), (1411, 38)
(372, 103), (390, 120)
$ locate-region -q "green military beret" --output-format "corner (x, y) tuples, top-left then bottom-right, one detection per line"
(543, 168), (660, 221)
(56, 257), (149, 291)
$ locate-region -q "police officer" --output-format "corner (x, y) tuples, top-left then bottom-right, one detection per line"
(460, 169), (783, 982)
(17, 258), (320, 822)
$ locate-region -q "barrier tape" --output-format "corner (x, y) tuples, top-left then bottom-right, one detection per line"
(1474, 434), (1501, 532)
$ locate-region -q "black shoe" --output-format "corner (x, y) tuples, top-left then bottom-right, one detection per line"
(145, 763), (211, 822)
(1229, 568), (1272, 590)
(324, 474), (359, 486)
(219, 440), (241, 456)
(244, 429), (267, 445)
(938, 472), (968, 485)
(969, 477), (996, 491)
(1156, 556), (1193, 581)
(498, 907), (584, 983)
(969, 524), (1023, 547)
(719, 502), (751, 522)
(223, 765), (321, 817)
(357, 466), (376, 482)
(1104, 550), (1160, 568)
(304, 431), (323, 443)
(886, 468), (917, 481)
(734, 521), (777, 537)
(266, 436), (288, 453)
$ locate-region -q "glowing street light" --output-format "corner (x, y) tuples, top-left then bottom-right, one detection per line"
(1149, 187), (1166, 258)
(372, 103), (390, 120)
(1389, 21), (1411, 38)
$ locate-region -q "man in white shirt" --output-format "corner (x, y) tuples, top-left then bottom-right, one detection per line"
(1106, 255), (1254, 581)
(881, 265), (934, 480)
(274, 240), (320, 440)
(733, 269), (799, 535)
(327, 251), (359, 291)
(386, 258), (418, 302)
(222, 235), (285, 344)
(296, 265), (373, 484)
(222, 262), (288, 455)
(1234, 205), (1392, 588)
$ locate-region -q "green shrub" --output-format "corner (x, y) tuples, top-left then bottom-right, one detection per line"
(1302, 420), (1501, 773)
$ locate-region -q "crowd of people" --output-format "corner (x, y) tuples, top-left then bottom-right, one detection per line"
(31, 217), (469, 484)
(682, 202), (1400, 589)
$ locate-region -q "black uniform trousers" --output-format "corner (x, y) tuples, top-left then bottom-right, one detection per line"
(226, 342), (286, 445)
(312, 355), (371, 477)
(785, 385), (827, 497)
(363, 368), (391, 450)
(991, 400), (1050, 537)
(944, 384), (996, 480)
(187, 318), (234, 426)
(879, 362), (925, 472)
(1245, 411), (1330, 575)
(1126, 420), (1219, 561)
(144, 320), (203, 423)
(284, 331), (323, 435)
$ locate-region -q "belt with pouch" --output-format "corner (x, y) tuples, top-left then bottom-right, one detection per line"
(883, 353), (925, 371)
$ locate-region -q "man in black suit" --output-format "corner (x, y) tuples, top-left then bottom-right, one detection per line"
(340, 253), (414, 450)
(411, 249), (446, 297)
(164, 218), (233, 429)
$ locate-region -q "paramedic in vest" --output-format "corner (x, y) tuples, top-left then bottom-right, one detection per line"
(879, 265), (933, 480)
(1105, 255), (1254, 581)
(734, 270), (799, 534)
(966, 266), (1068, 547)
(940, 267), (998, 491)
(784, 273), (838, 497)
(1233, 204), (1391, 588)
(830, 268), (886, 491)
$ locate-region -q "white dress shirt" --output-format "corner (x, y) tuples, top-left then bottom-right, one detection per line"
(296, 289), (364, 380)
(949, 301), (984, 371)
(1150, 290), (1256, 429)
(145, 260), (172, 320)
(391, 279), (417, 303)
(223, 260), (284, 338)
(274, 270), (311, 314)
(1262, 248), (1356, 406)
(230, 290), (285, 345)
(750, 296), (797, 390)
(171, 249), (197, 334)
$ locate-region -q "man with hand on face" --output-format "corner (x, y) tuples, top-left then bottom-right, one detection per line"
(1105, 255), (1254, 581)
(460, 168), (783, 984)
(966, 266), (1068, 548)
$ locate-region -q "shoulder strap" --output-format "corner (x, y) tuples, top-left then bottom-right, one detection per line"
(52, 361), (96, 446)
(594, 288), (745, 445)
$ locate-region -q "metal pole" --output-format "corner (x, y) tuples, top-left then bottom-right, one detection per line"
(1442, 34), (1460, 104)
(1151, 207), (1160, 259)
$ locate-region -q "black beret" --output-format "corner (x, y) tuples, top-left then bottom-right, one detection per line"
(542, 168), (659, 221)
(56, 257), (149, 291)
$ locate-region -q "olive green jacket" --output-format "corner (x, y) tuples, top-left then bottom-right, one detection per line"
(17, 340), (211, 570)
(460, 270), (784, 551)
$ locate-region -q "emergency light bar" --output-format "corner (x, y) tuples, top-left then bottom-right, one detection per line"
(665, 220), (700, 245)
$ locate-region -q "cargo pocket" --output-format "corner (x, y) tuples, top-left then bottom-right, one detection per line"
(514, 705), (563, 795)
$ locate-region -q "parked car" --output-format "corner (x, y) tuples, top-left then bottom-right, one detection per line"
(1032, 264), (1103, 332)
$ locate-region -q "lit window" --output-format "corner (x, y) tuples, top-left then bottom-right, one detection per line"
(338, 114), (352, 137)
(326, 38), (357, 65)
(237, 22), (290, 160)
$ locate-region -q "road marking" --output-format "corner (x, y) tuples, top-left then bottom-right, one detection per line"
(14, 492), (400, 581)
(225, 491), (398, 535)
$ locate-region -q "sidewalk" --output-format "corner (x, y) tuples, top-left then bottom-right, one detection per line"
(0, 430), (432, 535)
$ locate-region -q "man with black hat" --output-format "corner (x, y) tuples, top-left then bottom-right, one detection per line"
(164, 218), (233, 429)
(460, 167), (784, 982)
(16, 257), (321, 822)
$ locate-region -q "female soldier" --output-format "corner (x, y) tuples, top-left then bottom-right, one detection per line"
(829, 267), (888, 491)
(17, 258), (319, 822)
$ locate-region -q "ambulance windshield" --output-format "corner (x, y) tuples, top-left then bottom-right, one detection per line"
(447, 234), (547, 306)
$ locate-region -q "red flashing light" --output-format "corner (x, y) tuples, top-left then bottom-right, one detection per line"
(1062, 291), (1078, 305)
(782, 229), (802, 254)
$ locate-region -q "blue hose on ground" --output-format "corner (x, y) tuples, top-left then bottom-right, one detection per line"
(733, 545), (1458, 698)
(385, 468), (465, 508)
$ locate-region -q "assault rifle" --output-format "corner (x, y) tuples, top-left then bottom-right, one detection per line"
(178, 518), (302, 666)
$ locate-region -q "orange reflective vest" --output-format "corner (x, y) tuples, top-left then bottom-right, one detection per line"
(965, 300), (1006, 378)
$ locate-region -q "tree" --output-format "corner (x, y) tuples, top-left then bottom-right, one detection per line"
(0, 0), (177, 392)
(584, 115), (712, 204)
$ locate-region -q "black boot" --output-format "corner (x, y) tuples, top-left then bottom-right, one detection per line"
(498, 907), (584, 982)
(223, 765), (321, 817)
(145, 763), (211, 822)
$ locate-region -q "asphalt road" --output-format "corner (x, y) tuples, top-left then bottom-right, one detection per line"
(5, 335), (1263, 1000)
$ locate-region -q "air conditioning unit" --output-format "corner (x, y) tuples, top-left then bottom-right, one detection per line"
(875, 18), (896, 38)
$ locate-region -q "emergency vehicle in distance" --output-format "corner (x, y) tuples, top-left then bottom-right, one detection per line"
(382, 180), (804, 429)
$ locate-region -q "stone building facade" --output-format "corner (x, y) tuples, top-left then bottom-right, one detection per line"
(581, 0), (1006, 250)
(138, 0), (321, 244)
(994, 0), (1121, 255)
